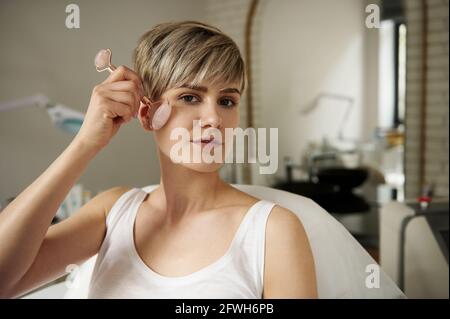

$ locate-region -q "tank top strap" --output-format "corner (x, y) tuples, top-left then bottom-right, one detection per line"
(237, 199), (277, 296)
(255, 200), (277, 283)
(238, 199), (277, 243)
(104, 187), (148, 237)
(229, 200), (264, 245)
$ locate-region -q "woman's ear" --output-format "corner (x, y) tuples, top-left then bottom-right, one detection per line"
(138, 101), (153, 131)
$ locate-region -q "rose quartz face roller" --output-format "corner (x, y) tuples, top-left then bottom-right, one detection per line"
(94, 48), (172, 130)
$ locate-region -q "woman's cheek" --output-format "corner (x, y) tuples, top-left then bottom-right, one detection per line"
(222, 108), (239, 127)
(155, 117), (190, 152)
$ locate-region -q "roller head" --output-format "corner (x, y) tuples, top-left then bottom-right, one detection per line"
(151, 100), (172, 130)
(95, 49), (112, 72)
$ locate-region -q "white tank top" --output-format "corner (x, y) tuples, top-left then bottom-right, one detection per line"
(88, 187), (276, 298)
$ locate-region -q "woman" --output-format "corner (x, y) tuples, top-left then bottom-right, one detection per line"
(0, 21), (317, 299)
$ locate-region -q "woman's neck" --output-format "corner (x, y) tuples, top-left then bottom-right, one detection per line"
(154, 150), (229, 224)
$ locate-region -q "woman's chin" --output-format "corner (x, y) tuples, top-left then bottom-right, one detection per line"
(177, 161), (224, 173)
(158, 147), (227, 172)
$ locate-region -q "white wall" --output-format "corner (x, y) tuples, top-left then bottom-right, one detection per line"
(0, 0), (207, 203)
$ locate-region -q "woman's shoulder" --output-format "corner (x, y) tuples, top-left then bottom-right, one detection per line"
(225, 184), (306, 247)
(225, 184), (298, 218)
(92, 186), (134, 219)
(263, 203), (317, 298)
(267, 205), (304, 232)
(224, 185), (294, 217)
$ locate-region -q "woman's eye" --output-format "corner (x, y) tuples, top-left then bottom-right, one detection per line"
(179, 94), (237, 108)
(220, 98), (236, 108)
(180, 95), (199, 104)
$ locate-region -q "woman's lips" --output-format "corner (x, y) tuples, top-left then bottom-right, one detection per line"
(191, 139), (223, 146)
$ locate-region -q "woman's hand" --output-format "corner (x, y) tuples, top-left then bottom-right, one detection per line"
(74, 65), (145, 152)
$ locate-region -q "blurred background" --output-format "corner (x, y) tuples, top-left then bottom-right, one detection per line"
(0, 0), (448, 298)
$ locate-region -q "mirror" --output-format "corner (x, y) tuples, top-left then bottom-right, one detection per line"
(246, 0), (410, 257)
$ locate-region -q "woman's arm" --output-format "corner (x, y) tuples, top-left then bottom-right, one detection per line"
(0, 65), (143, 297)
(263, 206), (318, 299)
(0, 139), (98, 296)
(6, 186), (131, 298)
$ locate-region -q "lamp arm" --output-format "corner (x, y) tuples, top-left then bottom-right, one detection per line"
(337, 99), (354, 140)
(0, 94), (50, 112)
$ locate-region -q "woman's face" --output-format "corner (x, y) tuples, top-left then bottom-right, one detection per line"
(148, 81), (241, 173)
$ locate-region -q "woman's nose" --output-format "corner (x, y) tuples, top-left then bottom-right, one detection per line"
(200, 102), (222, 128)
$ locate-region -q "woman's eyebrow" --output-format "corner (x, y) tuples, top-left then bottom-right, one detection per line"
(220, 88), (241, 95)
(180, 84), (208, 92)
(179, 84), (241, 95)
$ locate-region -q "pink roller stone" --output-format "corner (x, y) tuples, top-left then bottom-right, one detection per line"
(152, 101), (172, 130)
(95, 49), (113, 72)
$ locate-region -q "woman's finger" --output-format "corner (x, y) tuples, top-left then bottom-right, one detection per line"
(102, 81), (142, 114)
(99, 90), (138, 115)
(101, 97), (134, 121)
(102, 65), (144, 95)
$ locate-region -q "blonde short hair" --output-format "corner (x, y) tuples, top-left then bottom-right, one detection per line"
(133, 21), (246, 102)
